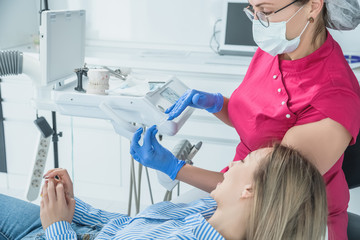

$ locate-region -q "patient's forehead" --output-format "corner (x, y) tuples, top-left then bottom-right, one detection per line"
(228, 147), (272, 170)
(248, 147), (272, 161)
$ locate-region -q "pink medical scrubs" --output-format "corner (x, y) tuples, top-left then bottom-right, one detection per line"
(225, 33), (360, 240)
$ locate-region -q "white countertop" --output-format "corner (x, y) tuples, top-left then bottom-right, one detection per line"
(85, 46), (252, 76)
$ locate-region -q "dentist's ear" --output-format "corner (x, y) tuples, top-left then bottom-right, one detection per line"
(309, 0), (324, 19)
(240, 184), (254, 199)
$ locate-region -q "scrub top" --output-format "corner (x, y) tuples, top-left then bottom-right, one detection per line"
(226, 33), (360, 240)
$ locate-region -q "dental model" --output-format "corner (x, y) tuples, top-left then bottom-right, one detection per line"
(86, 68), (110, 95)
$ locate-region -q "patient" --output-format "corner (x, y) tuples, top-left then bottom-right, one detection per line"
(0, 144), (327, 240)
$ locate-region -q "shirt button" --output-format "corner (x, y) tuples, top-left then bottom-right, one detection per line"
(273, 75), (278, 79)
(281, 101), (285, 105)
(286, 114), (291, 119)
(278, 88), (282, 93)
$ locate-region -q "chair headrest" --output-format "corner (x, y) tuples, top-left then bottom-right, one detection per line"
(343, 132), (360, 189)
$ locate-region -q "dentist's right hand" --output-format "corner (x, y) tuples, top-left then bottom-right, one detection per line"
(165, 89), (224, 120)
(130, 125), (185, 180)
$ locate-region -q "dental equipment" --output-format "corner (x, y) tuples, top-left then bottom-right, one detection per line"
(1, 9), (85, 202)
(158, 140), (202, 199)
(39, 10), (85, 88)
(0, 50), (41, 83)
(2, 8), (195, 209)
(102, 66), (129, 80)
(74, 64), (88, 93)
(186, 141), (202, 165)
(53, 74), (194, 139)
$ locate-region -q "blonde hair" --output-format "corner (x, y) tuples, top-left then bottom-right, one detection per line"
(247, 144), (328, 240)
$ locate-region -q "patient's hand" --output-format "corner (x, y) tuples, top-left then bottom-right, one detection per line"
(40, 179), (75, 230)
(43, 168), (74, 198)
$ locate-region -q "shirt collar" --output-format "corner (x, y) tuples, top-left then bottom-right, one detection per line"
(193, 214), (225, 240)
(279, 31), (334, 73)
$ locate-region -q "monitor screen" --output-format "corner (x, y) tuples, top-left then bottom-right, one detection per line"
(219, 0), (258, 56)
(225, 3), (256, 46)
(40, 10), (85, 86)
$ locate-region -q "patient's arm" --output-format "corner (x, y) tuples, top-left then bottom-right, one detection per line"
(42, 168), (130, 226)
(40, 180), (77, 239)
(176, 164), (224, 193)
(40, 180), (75, 229)
(73, 197), (130, 225)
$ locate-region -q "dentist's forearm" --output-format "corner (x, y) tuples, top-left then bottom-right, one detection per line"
(176, 164), (224, 193)
(214, 97), (233, 127)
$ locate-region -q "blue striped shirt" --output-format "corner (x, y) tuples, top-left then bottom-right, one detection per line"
(45, 197), (224, 239)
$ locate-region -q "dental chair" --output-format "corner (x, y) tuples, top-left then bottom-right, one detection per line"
(342, 132), (360, 240)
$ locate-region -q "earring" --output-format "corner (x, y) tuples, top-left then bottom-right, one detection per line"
(309, 17), (315, 23)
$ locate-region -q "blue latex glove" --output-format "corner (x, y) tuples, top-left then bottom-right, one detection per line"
(165, 89), (224, 120)
(130, 125), (186, 180)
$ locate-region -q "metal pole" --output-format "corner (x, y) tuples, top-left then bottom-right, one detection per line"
(131, 158), (138, 212)
(51, 111), (59, 168)
(136, 163), (142, 214)
(145, 167), (154, 204)
(127, 158), (134, 216)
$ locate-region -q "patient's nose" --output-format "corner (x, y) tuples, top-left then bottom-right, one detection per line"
(229, 160), (241, 168)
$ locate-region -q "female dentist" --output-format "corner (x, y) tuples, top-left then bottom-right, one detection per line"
(131, 0), (360, 239)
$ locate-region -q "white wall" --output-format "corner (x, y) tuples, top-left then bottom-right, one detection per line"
(2, 0), (360, 53)
(1, 0), (222, 51)
(329, 27), (360, 55)
(63, 0), (360, 54)
(0, 0), (224, 51)
(65, 0), (223, 51)
(0, 0), (39, 48)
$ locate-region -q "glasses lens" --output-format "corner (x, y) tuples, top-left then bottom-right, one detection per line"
(256, 12), (269, 27)
(243, 8), (254, 21)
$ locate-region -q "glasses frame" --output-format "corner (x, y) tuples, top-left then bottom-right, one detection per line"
(244, 0), (299, 28)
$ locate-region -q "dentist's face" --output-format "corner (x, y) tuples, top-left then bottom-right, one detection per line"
(248, 0), (309, 40)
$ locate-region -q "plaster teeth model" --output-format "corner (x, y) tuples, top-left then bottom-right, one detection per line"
(87, 68), (110, 95)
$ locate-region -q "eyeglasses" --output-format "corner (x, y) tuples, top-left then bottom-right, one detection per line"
(244, 0), (299, 28)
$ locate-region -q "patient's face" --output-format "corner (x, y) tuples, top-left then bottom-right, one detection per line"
(210, 148), (271, 205)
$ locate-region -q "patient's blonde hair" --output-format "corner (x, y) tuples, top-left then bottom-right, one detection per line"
(247, 144), (328, 240)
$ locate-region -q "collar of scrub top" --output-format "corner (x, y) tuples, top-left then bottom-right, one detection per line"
(344, 55), (360, 64)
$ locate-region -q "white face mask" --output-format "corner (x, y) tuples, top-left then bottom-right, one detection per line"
(252, 6), (310, 56)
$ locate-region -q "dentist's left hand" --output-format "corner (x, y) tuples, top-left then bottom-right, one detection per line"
(130, 125), (186, 180)
(40, 179), (75, 230)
